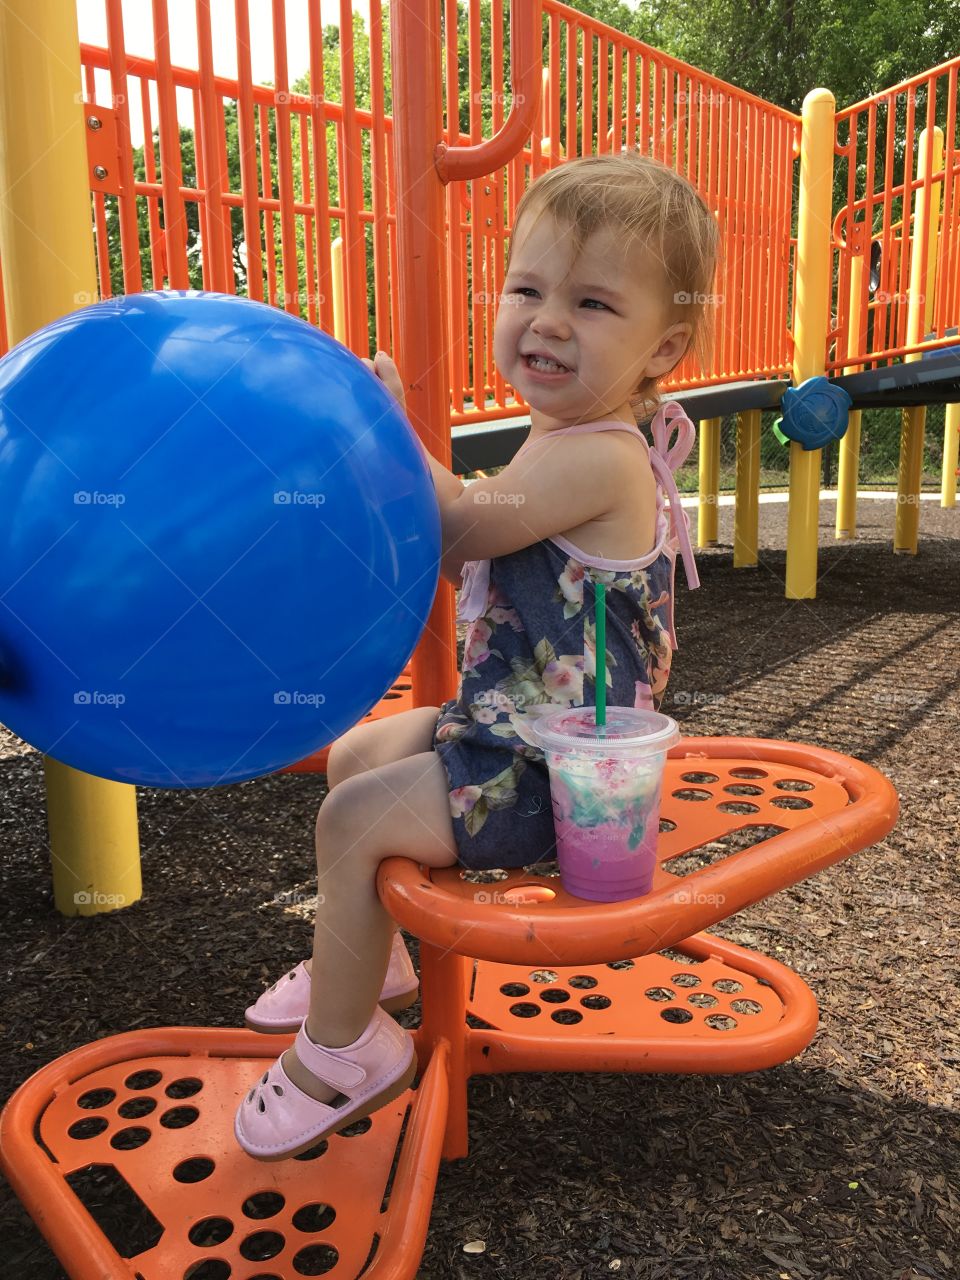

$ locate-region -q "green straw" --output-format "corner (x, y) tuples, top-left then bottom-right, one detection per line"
(596, 580), (606, 730)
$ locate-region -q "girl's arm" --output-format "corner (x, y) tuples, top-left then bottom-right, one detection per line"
(362, 352), (464, 507)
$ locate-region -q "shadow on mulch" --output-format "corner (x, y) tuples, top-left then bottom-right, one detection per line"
(1, 497), (958, 1279)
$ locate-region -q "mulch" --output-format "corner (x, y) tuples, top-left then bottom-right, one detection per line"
(1, 493), (958, 1280)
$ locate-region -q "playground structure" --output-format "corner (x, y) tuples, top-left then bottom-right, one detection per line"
(0, 0), (940, 1275)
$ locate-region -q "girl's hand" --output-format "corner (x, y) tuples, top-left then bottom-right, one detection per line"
(361, 350), (406, 410)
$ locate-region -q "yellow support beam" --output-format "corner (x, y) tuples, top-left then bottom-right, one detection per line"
(786, 88), (835, 599)
(895, 127), (944, 554)
(0, 0), (140, 916)
(698, 417), (721, 548)
(942, 403), (959, 507)
(734, 410), (761, 567)
(836, 253), (864, 539)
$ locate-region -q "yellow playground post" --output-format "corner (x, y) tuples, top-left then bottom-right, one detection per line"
(787, 87), (836, 599)
(895, 127), (944, 554)
(734, 409), (761, 567)
(698, 417), (721, 547)
(0, 0), (141, 916)
(836, 248), (865, 538)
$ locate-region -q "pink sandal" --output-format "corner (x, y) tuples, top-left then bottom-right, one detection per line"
(234, 1006), (417, 1160)
(245, 931), (418, 1034)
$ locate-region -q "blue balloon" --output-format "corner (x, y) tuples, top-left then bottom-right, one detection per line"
(0, 291), (440, 787)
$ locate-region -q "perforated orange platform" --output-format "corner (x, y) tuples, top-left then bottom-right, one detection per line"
(1, 737), (898, 1279)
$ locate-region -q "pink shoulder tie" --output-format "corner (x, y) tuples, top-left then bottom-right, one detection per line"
(648, 401), (700, 590)
(457, 557), (491, 623)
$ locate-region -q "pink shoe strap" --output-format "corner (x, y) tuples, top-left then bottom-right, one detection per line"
(293, 1009), (382, 1092)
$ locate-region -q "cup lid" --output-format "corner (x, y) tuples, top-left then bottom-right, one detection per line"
(525, 705), (680, 754)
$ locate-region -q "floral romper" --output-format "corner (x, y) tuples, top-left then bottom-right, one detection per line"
(433, 400), (701, 872)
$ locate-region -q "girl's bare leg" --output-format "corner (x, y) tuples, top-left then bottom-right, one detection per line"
(281, 750), (459, 1103)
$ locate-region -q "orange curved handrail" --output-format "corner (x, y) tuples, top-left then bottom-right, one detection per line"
(434, 0), (543, 184)
(378, 736), (899, 967)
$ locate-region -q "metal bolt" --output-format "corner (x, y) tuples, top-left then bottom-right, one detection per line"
(86, 115), (102, 131)
(94, 165), (108, 181)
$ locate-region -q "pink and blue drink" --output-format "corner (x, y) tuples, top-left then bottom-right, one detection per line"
(527, 707), (680, 901)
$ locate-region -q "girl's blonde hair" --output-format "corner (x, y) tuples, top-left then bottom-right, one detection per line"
(504, 152), (722, 422)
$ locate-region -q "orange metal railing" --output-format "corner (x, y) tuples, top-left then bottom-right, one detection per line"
(831, 55), (960, 371)
(0, 0), (800, 413)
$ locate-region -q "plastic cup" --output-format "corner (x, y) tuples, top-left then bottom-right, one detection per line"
(526, 705), (680, 902)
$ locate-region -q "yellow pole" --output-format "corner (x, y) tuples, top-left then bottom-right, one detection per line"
(331, 237), (346, 343)
(787, 88), (836, 599)
(896, 127), (944, 553)
(698, 417), (721, 547)
(943, 403), (959, 507)
(0, 0), (141, 916)
(836, 253), (864, 538)
(734, 409), (761, 566)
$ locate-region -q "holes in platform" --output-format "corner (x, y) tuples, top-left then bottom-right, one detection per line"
(551, 1009), (583, 1025)
(529, 969), (558, 984)
(240, 1230), (285, 1261)
(687, 993), (719, 1009)
(509, 1002), (541, 1018)
(658, 818), (677, 832)
(705, 1014), (738, 1031)
(124, 1069), (162, 1091)
(581, 995), (612, 1010)
(723, 783), (764, 796)
(662, 826), (787, 878)
(645, 987), (675, 1002)
(606, 959), (635, 971)
(459, 868), (509, 883)
(713, 979), (743, 993)
(338, 1117), (372, 1138)
(160, 1106), (199, 1130)
(173, 1157), (215, 1183)
(660, 1008), (693, 1024)
(183, 1262), (230, 1280)
(679, 771), (719, 784)
(466, 1013), (497, 1029)
(569, 974), (599, 989)
(166, 1077), (203, 1099)
(293, 1141), (329, 1162)
(292, 1203), (337, 1233)
(380, 1105), (411, 1215)
(111, 1127), (151, 1150)
(68, 1116), (109, 1140)
(717, 801), (760, 815)
(770, 795), (813, 810)
(292, 1243), (339, 1275)
(731, 999), (763, 1015)
(539, 989), (570, 1004)
(672, 788), (713, 802)
(118, 1098), (157, 1119)
(671, 973), (700, 988)
(77, 1087), (116, 1110)
(243, 1192), (286, 1219)
(188, 1218), (234, 1247)
(659, 947), (702, 964)
(775, 778), (814, 792)
(65, 1164), (164, 1259)
(500, 982), (530, 997)
(729, 768), (768, 779)
(524, 860), (561, 878)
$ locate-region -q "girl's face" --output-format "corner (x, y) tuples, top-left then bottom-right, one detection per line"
(493, 210), (691, 431)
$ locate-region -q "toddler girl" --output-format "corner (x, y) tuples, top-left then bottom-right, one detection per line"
(236, 151), (721, 1159)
